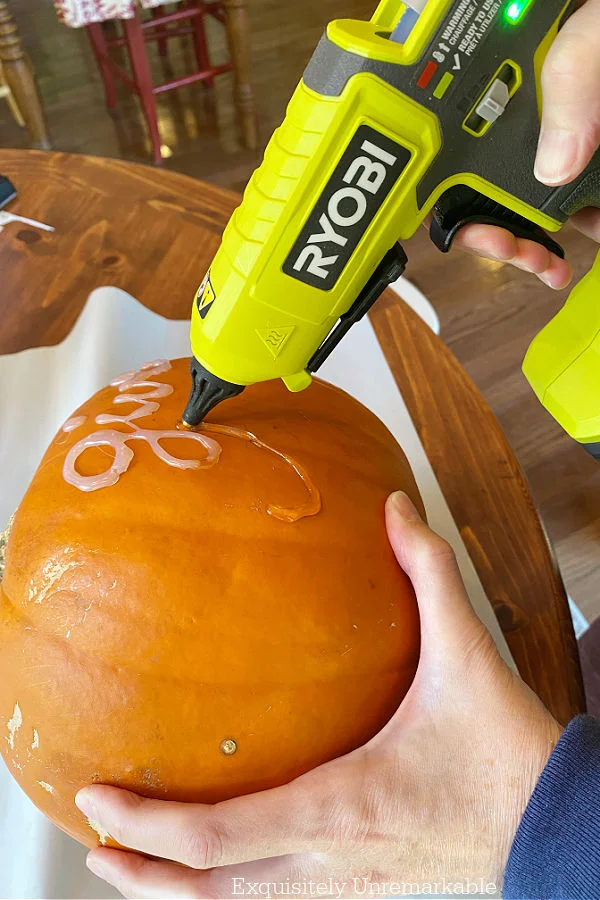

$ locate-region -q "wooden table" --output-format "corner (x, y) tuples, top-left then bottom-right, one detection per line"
(0, 149), (585, 725)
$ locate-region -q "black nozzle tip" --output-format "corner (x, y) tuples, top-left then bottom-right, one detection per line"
(182, 357), (245, 427)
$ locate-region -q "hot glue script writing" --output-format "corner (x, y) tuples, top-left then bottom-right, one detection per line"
(61, 360), (321, 523)
(62, 361), (220, 493)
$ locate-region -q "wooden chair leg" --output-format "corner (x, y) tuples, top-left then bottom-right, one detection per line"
(6, 87), (24, 125)
(0, 61), (24, 125)
(151, 7), (168, 58)
(87, 22), (117, 110)
(222, 0), (257, 150)
(0, 0), (50, 148)
(191, 2), (213, 88)
(123, 13), (162, 164)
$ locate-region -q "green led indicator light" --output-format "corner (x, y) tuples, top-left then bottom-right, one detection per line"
(504, 0), (533, 23)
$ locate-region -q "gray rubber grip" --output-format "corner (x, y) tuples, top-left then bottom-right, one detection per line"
(544, 150), (600, 217)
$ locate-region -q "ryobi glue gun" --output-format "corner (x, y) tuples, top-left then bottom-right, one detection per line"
(183, 0), (600, 459)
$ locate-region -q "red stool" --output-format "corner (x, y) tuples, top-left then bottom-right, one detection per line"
(54, 0), (257, 164)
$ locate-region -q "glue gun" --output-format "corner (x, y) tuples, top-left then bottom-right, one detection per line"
(183, 0), (600, 459)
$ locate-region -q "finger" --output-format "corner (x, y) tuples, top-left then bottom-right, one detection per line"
(571, 207), (600, 242)
(197, 854), (315, 900)
(385, 492), (480, 648)
(453, 222), (519, 261)
(86, 848), (203, 899)
(76, 781), (325, 870)
(454, 224), (573, 289)
(87, 847), (310, 900)
(535, 0), (600, 185)
(538, 250), (574, 290)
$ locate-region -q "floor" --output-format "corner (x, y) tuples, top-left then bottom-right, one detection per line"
(1, 0), (598, 712)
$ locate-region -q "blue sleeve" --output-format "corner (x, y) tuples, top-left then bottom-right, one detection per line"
(503, 715), (600, 900)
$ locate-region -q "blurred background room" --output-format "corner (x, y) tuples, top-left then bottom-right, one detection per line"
(0, 0), (376, 187)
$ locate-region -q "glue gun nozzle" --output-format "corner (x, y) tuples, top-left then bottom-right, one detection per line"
(182, 357), (245, 427)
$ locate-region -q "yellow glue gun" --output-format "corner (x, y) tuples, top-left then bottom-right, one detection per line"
(524, 254), (600, 459)
(183, 0), (600, 460)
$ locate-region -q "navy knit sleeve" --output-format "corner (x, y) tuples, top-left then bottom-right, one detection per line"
(503, 715), (600, 900)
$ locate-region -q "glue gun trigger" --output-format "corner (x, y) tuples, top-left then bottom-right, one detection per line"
(429, 186), (565, 260)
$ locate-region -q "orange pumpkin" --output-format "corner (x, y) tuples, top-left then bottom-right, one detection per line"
(0, 358), (421, 848)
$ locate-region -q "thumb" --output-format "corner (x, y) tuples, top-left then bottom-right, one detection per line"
(535, 0), (600, 186)
(385, 492), (480, 653)
(76, 779), (317, 868)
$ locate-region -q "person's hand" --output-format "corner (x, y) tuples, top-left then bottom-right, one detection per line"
(453, 0), (600, 290)
(75, 492), (562, 899)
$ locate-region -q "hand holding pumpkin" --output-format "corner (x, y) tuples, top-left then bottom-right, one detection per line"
(76, 492), (562, 899)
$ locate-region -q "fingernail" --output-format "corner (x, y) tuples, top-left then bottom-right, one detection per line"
(389, 491), (422, 522)
(539, 271), (567, 290)
(86, 854), (106, 879)
(535, 129), (579, 185)
(75, 789), (97, 819)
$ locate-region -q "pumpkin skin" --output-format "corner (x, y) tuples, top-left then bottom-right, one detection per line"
(0, 358), (421, 848)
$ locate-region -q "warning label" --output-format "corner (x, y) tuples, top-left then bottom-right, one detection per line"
(196, 271), (216, 320)
(439, 0), (501, 57)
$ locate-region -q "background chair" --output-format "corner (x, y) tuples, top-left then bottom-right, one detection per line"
(54, 0), (256, 164)
(0, 59), (24, 127)
(0, 0), (50, 148)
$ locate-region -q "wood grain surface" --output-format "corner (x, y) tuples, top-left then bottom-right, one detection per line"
(371, 296), (585, 724)
(0, 149), (234, 352)
(0, 148), (585, 724)
(403, 223), (600, 627)
(580, 620), (600, 717)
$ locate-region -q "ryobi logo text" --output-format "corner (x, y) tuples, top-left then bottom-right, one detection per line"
(283, 125), (411, 290)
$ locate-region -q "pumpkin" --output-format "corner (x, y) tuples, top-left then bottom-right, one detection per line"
(0, 357), (421, 848)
